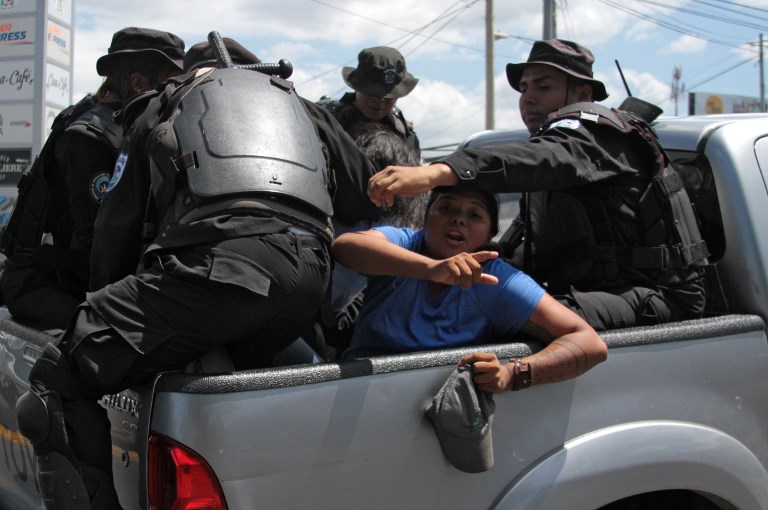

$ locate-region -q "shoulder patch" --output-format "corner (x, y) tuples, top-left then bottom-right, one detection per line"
(107, 152), (128, 192)
(89, 172), (112, 203)
(547, 119), (582, 131)
(320, 98), (344, 114)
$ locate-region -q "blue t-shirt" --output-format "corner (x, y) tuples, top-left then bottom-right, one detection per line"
(341, 227), (546, 360)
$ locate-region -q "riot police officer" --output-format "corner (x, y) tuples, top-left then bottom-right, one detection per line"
(318, 46), (421, 158)
(367, 39), (708, 331)
(15, 36), (380, 510)
(0, 27), (184, 329)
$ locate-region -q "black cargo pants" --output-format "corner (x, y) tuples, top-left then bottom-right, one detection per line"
(25, 230), (330, 498)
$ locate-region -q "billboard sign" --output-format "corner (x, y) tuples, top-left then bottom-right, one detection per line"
(0, 147), (30, 186)
(689, 92), (763, 115)
(0, 17), (35, 58)
(0, 60), (34, 101)
(45, 62), (70, 107)
(48, 0), (73, 25)
(47, 20), (70, 66)
(0, 0), (36, 16)
(0, 103), (33, 145)
(44, 105), (61, 139)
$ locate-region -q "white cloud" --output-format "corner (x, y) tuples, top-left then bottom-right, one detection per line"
(400, 79), (486, 157)
(662, 35), (708, 54)
(67, 0), (763, 152)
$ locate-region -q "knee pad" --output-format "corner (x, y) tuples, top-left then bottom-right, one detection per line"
(16, 387), (113, 509)
(16, 385), (68, 457)
(16, 388), (51, 448)
(17, 343), (79, 457)
(28, 341), (89, 399)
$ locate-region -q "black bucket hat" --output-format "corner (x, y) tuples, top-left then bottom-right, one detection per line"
(505, 39), (608, 101)
(96, 27), (185, 76)
(342, 47), (419, 99)
(183, 38), (262, 72)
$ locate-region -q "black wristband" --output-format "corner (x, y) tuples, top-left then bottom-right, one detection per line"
(509, 359), (533, 391)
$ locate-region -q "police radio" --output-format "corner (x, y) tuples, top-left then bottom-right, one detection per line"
(615, 59), (663, 123)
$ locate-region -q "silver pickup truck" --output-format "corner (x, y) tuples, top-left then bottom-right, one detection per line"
(1, 113), (768, 510)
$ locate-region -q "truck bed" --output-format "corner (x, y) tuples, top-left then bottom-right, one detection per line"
(2, 309), (767, 509)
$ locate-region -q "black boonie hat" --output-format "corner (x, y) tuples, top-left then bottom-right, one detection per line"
(183, 38), (262, 72)
(505, 39), (608, 101)
(96, 27), (185, 76)
(342, 46), (419, 99)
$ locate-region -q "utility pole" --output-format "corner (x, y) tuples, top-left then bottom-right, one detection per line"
(760, 33), (765, 112)
(486, 0), (558, 129)
(671, 66), (685, 116)
(485, 0), (494, 130)
(543, 0), (556, 39)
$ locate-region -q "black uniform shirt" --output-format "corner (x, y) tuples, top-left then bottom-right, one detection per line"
(442, 118), (651, 192)
(440, 116), (658, 289)
(328, 92), (421, 158)
(90, 72), (380, 291)
(40, 103), (120, 291)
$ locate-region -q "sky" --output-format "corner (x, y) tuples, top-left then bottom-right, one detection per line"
(70, 0), (768, 160)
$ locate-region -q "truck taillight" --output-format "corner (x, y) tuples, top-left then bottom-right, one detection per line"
(148, 434), (228, 510)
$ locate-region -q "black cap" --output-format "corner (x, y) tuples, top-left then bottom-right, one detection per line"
(342, 46), (419, 99)
(426, 188), (500, 238)
(96, 27), (185, 76)
(505, 39), (608, 101)
(425, 365), (495, 473)
(183, 38), (262, 73)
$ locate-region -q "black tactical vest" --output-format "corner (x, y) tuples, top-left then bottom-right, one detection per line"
(525, 102), (708, 291)
(147, 68), (333, 241)
(0, 96), (122, 265)
(318, 93), (420, 155)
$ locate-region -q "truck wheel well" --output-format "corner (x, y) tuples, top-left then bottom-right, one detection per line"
(598, 490), (736, 510)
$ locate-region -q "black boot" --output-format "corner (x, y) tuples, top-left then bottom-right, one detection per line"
(16, 343), (122, 510)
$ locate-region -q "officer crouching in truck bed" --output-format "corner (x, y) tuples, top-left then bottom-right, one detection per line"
(15, 33), (380, 510)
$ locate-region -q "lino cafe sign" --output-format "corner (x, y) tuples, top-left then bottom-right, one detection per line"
(0, 60), (33, 101)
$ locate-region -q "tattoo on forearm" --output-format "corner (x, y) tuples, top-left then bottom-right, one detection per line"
(553, 337), (589, 373)
(532, 337), (590, 384)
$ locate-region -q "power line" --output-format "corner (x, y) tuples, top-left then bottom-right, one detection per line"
(635, 0), (768, 32)
(300, 0), (485, 87)
(690, 0), (768, 16)
(308, 0), (483, 54)
(687, 56), (757, 90)
(629, 1), (760, 84)
(637, 1), (749, 42)
(401, 5), (472, 57)
(397, 1), (475, 51)
(597, 0), (743, 49)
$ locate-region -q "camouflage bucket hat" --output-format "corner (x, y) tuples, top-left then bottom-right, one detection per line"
(342, 46), (419, 99)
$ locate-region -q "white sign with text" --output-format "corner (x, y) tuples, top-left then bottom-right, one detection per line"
(48, 0), (73, 25)
(0, 103), (34, 145)
(47, 20), (71, 66)
(0, 60), (34, 101)
(0, 16), (35, 59)
(45, 62), (71, 108)
(0, 0), (36, 16)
